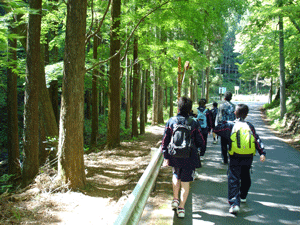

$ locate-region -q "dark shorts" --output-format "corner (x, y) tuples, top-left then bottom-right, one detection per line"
(173, 167), (195, 182)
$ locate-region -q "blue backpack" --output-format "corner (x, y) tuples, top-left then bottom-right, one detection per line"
(197, 108), (208, 128)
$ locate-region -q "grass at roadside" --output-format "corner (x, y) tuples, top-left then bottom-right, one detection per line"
(263, 98), (300, 146)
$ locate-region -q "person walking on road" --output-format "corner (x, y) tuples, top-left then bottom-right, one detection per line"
(211, 102), (219, 144)
(213, 103), (266, 214)
(215, 91), (236, 164)
(161, 96), (206, 218)
(196, 98), (213, 156)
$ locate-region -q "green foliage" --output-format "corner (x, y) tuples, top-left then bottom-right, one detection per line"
(235, 0), (300, 100)
(45, 61), (63, 85)
(264, 99), (280, 110)
(264, 97), (297, 131)
(0, 174), (14, 194)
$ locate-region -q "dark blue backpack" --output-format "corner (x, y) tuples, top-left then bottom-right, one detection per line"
(168, 117), (193, 158)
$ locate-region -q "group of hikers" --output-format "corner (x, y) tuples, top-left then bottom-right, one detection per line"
(161, 91), (266, 218)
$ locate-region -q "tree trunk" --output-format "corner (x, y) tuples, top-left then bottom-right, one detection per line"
(85, 90), (91, 120)
(193, 77), (198, 102)
(38, 111), (47, 166)
(205, 43), (211, 102)
(205, 66), (210, 102)
(140, 70), (145, 135)
(189, 77), (193, 100)
(125, 57), (131, 129)
(48, 80), (59, 125)
(279, 15), (286, 118)
(99, 65), (106, 115)
(58, 0), (87, 189)
(152, 65), (158, 125)
(132, 37), (140, 137)
(38, 40), (59, 166)
(39, 44), (54, 166)
(269, 77), (273, 104)
(165, 88), (168, 109)
(201, 70), (205, 98)
(157, 75), (164, 124)
(22, 0), (42, 187)
(255, 74), (259, 94)
(91, 35), (99, 147)
(169, 86), (174, 117)
(145, 69), (149, 124)
(107, 0), (121, 148)
(7, 25), (21, 177)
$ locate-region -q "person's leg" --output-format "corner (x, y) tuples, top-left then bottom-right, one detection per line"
(176, 168), (194, 218)
(213, 132), (217, 143)
(172, 168), (181, 200)
(240, 161), (252, 200)
(200, 131), (208, 156)
(178, 181), (190, 208)
(203, 132), (208, 147)
(228, 158), (241, 207)
(221, 136), (228, 164)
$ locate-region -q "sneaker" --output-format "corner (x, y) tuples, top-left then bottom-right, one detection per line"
(177, 207), (185, 218)
(229, 205), (240, 214)
(171, 199), (179, 210)
(241, 198), (247, 203)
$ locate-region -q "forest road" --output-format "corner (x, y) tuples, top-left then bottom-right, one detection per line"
(141, 102), (300, 225)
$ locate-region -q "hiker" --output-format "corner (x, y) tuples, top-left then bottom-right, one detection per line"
(215, 91), (236, 164)
(161, 96), (206, 218)
(213, 103), (266, 214)
(196, 98), (213, 154)
(211, 102), (219, 144)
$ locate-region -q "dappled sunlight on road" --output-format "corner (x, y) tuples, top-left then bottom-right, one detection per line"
(255, 201), (300, 212)
(192, 194), (233, 217)
(195, 173), (227, 183)
(171, 102), (300, 225)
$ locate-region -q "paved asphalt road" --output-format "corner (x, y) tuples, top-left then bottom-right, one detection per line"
(171, 102), (300, 225)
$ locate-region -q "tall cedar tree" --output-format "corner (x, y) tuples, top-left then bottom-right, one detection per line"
(132, 37), (140, 137)
(107, 0), (121, 148)
(7, 24), (21, 176)
(279, 14), (286, 118)
(22, 0), (42, 187)
(58, 0), (87, 189)
(91, 35), (99, 147)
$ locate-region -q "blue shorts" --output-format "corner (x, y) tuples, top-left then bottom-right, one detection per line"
(173, 167), (195, 182)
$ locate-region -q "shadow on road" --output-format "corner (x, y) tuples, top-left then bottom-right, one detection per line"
(172, 102), (300, 225)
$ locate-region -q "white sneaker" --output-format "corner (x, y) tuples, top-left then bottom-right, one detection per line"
(177, 208), (185, 218)
(171, 199), (179, 210)
(241, 198), (246, 203)
(229, 205), (240, 214)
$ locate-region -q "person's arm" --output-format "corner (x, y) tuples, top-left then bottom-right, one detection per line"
(248, 122), (266, 161)
(193, 124), (206, 156)
(215, 104), (223, 126)
(206, 109), (213, 133)
(161, 120), (172, 166)
(196, 109), (200, 121)
(213, 121), (232, 139)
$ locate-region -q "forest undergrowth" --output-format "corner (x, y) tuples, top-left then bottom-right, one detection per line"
(0, 125), (172, 224)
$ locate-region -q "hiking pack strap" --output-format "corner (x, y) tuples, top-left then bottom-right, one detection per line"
(236, 130), (241, 148)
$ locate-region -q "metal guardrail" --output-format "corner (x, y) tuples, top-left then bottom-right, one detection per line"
(114, 147), (163, 225)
